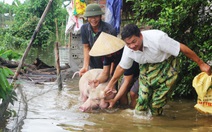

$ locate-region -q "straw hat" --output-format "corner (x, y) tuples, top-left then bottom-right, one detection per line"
(89, 32), (125, 56)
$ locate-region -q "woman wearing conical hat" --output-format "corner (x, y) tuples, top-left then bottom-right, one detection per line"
(89, 32), (140, 109)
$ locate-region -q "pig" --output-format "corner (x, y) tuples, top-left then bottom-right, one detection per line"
(77, 69), (116, 112)
(78, 69), (102, 102)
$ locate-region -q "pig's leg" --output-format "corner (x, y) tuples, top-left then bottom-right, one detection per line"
(79, 80), (98, 102)
(99, 99), (109, 109)
(79, 80), (91, 102)
(79, 98), (99, 112)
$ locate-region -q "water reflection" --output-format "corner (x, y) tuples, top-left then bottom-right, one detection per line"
(6, 77), (212, 132)
(25, 46), (69, 67)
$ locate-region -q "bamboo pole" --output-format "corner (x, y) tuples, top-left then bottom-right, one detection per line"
(55, 42), (62, 90)
(55, 18), (59, 42)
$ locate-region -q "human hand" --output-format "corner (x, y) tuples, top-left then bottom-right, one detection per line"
(199, 63), (211, 75)
(105, 99), (116, 108)
(104, 85), (116, 97)
(79, 67), (88, 77)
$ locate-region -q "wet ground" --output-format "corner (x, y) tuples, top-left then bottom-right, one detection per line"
(4, 77), (212, 132)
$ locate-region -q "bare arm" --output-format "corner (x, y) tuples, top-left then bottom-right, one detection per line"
(79, 44), (90, 76)
(104, 65), (125, 94)
(114, 75), (132, 101)
(180, 43), (211, 75)
(91, 65), (111, 87)
(96, 65), (110, 83)
(107, 75), (133, 108)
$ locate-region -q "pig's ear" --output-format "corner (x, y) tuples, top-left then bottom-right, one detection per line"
(111, 89), (117, 93)
(104, 89), (117, 97)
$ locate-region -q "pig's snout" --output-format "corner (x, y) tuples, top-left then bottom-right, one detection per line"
(79, 105), (99, 112)
(79, 106), (90, 112)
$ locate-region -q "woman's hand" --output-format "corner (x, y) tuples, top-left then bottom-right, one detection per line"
(79, 67), (88, 77)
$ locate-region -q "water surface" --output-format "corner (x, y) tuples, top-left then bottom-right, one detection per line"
(5, 77), (212, 132)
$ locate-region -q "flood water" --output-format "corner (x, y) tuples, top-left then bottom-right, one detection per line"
(5, 76), (212, 132)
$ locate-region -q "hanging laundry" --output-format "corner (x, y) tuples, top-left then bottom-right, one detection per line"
(65, 0), (85, 35)
(105, 0), (122, 34)
(73, 0), (86, 16)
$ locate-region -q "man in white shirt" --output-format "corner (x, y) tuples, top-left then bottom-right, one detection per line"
(104, 24), (211, 115)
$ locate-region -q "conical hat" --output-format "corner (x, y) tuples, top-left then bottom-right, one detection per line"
(89, 32), (125, 57)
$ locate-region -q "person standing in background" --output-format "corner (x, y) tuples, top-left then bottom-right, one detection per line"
(79, 3), (117, 76)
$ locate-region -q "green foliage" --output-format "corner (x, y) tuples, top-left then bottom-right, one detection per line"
(1, 0), (67, 50)
(13, 0), (66, 41)
(0, 50), (22, 61)
(0, 2), (14, 28)
(0, 67), (17, 121)
(12, 16), (53, 47)
(0, 67), (14, 100)
(0, 28), (29, 50)
(128, 0), (212, 97)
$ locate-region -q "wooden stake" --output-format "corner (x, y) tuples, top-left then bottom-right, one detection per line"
(55, 42), (62, 90)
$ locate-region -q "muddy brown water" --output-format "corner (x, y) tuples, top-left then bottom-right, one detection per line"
(4, 77), (212, 132)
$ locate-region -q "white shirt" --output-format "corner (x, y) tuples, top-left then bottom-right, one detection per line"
(119, 30), (180, 69)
